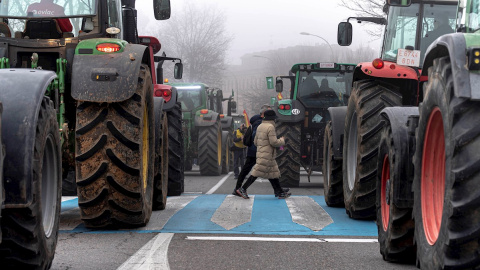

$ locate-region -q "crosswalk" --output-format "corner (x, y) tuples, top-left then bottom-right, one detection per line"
(60, 195), (377, 236)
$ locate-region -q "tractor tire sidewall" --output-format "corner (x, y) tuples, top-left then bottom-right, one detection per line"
(167, 102), (184, 196)
(75, 64), (154, 228)
(221, 130), (229, 174)
(323, 121), (344, 207)
(414, 57), (453, 269)
(62, 169), (77, 196)
(153, 112), (169, 210)
(376, 122), (415, 263)
(275, 121), (301, 187)
(228, 131), (234, 172)
(0, 98), (61, 269)
(198, 121), (222, 176)
(343, 80), (402, 219)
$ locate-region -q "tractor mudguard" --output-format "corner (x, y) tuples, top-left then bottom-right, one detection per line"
(422, 33), (480, 100)
(380, 107), (419, 208)
(353, 60), (418, 81)
(0, 69), (56, 207)
(220, 115), (233, 130)
(195, 111), (219, 127)
(275, 99), (305, 123)
(71, 43), (150, 102)
(162, 86), (178, 111)
(327, 106), (347, 160)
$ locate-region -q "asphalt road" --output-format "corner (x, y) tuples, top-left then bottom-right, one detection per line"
(51, 167), (417, 270)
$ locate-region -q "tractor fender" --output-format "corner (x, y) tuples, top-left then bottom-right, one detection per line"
(422, 33), (480, 100)
(71, 43), (150, 102)
(0, 69), (56, 207)
(195, 111), (219, 127)
(220, 115), (233, 131)
(275, 99), (305, 123)
(380, 107), (419, 208)
(162, 86), (178, 111)
(327, 106), (347, 159)
(353, 60), (418, 82)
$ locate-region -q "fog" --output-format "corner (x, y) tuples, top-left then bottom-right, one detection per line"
(136, 0), (383, 64)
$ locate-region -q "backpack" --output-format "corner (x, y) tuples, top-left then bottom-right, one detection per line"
(243, 126), (253, 147)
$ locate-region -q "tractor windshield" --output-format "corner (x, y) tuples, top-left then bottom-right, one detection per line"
(297, 70), (352, 108)
(464, 0), (480, 33)
(382, 2), (456, 66)
(0, 0), (96, 19)
(176, 86), (203, 112)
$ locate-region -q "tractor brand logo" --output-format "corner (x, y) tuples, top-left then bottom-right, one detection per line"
(291, 109), (300, 115)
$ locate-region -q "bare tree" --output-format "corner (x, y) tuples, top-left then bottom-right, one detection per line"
(151, 2), (233, 86)
(339, 0), (385, 38)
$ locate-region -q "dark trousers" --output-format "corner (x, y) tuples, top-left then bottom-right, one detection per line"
(241, 175), (284, 195)
(234, 156), (256, 190)
(233, 150), (245, 177)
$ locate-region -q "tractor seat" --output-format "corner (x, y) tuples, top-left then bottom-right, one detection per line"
(0, 22), (11, 38)
(23, 19), (62, 39)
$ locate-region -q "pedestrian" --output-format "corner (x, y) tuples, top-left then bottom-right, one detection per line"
(231, 123), (247, 179)
(236, 109), (291, 199)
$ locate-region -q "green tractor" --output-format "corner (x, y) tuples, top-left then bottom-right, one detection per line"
(169, 83), (235, 176)
(0, 0), (174, 266)
(273, 63), (355, 187)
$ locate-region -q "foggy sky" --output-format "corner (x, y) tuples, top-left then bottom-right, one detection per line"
(136, 0), (382, 64)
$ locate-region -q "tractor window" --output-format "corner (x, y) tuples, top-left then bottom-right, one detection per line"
(177, 87), (202, 112)
(382, 4), (419, 63)
(0, 0), (96, 18)
(467, 0), (480, 32)
(419, 4), (456, 58)
(107, 0), (121, 29)
(297, 71), (352, 108)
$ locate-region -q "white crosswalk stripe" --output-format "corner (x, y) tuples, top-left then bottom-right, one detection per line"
(211, 195), (255, 230)
(138, 196), (197, 231)
(286, 196), (333, 231)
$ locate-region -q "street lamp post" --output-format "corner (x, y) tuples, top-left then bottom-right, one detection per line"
(300, 32), (334, 60)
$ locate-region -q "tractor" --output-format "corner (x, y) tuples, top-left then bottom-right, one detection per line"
(169, 83), (236, 176)
(273, 62), (355, 187)
(0, 0), (173, 267)
(331, 0), (480, 268)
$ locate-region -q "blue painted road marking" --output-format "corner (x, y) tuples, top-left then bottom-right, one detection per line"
(60, 195), (377, 236)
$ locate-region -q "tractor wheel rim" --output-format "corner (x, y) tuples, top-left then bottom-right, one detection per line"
(42, 134), (58, 238)
(381, 154), (390, 232)
(142, 106), (149, 193)
(421, 107), (445, 245)
(347, 111), (358, 191)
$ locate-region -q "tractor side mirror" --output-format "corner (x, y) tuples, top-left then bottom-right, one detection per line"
(338, 22), (353, 46)
(230, 101), (237, 114)
(275, 79), (283, 93)
(387, 0), (411, 6)
(154, 0), (171, 20)
(174, 62), (183, 79)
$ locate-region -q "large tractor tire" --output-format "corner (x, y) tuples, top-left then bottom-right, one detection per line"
(221, 130), (230, 174)
(62, 169), (77, 196)
(323, 121), (344, 207)
(376, 119), (415, 263)
(343, 80), (402, 219)
(276, 121), (301, 187)
(167, 102), (184, 196)
(153, 111), (168, 210)
(414, 56), (480, 269)
(198, 121), (222, 176)
(0, 97), (61, 269)
(75, 64), (154, 228)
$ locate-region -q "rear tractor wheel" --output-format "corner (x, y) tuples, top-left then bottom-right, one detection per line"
(198, 122), (222, 176)
(276, 121), (301, 187)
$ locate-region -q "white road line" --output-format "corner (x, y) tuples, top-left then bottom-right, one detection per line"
(139, 196), (197, 231)
(61, 196), (77, 202)
(211, 195), (254, 230)
(186, 236), (378, 243)
(117, 233), (174, 270)
(205, 172), (233, 194)
(286, 196), (333, 231)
